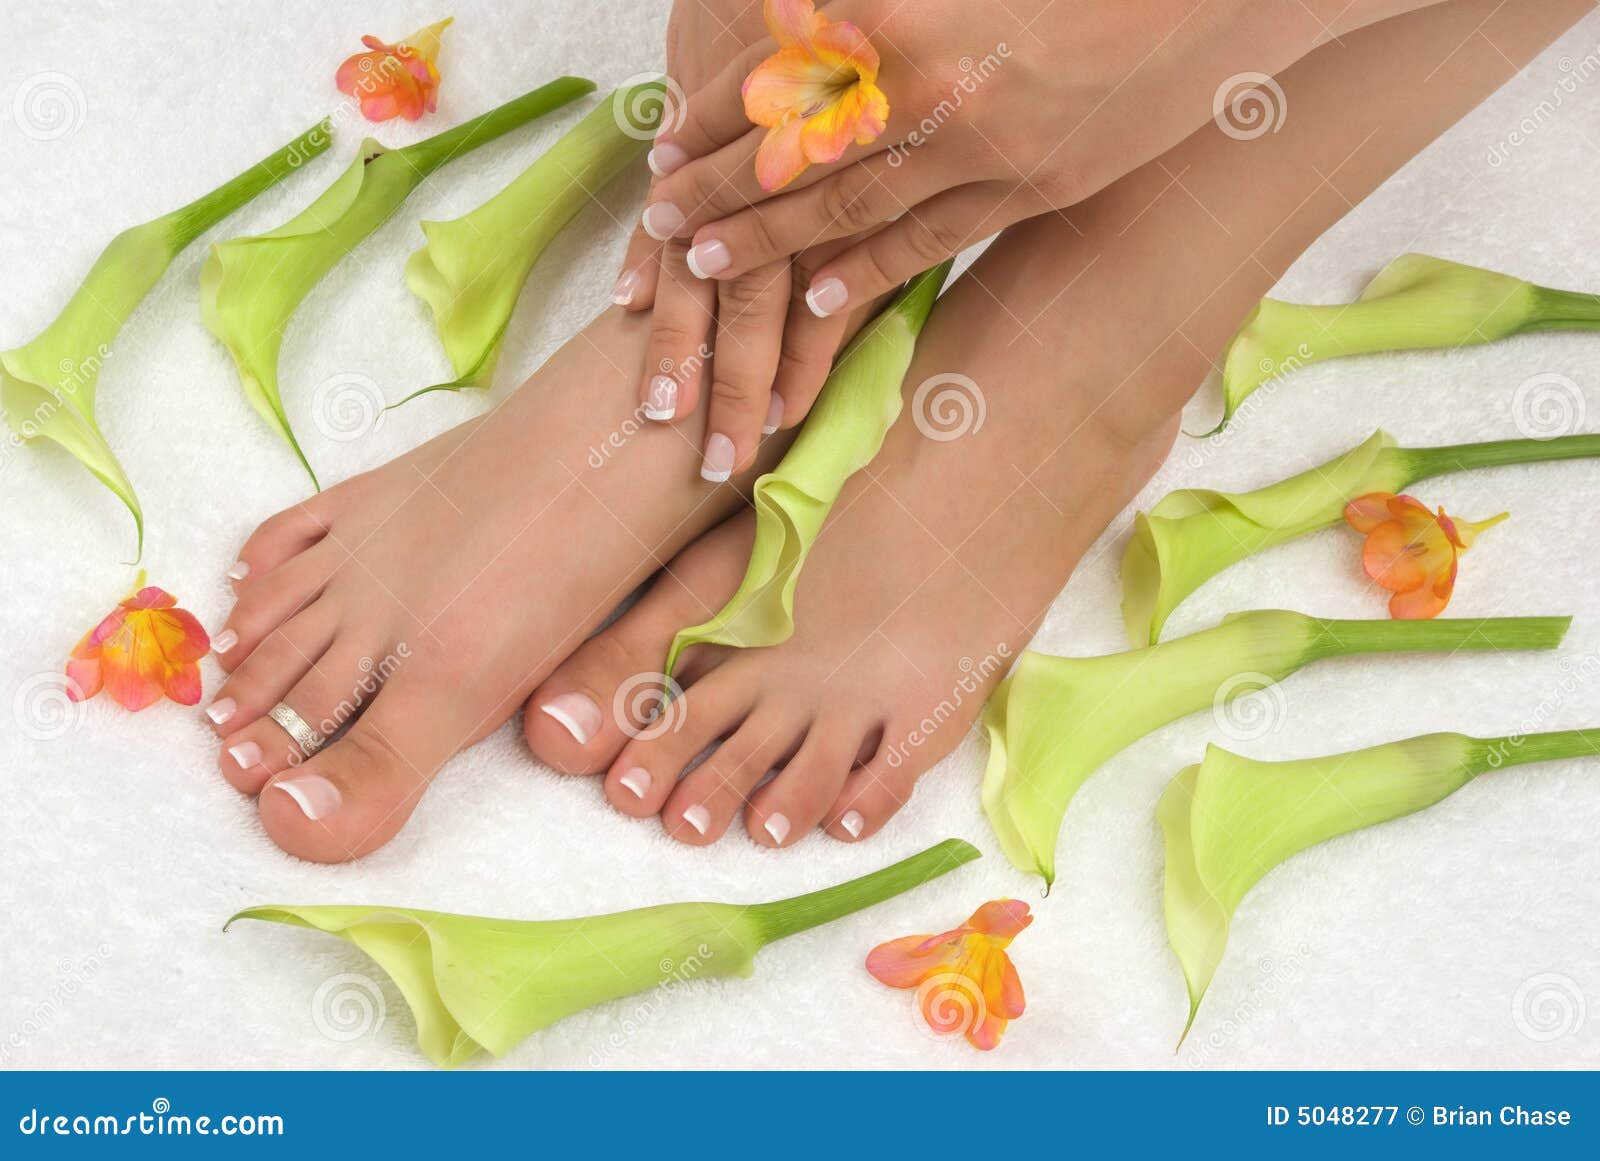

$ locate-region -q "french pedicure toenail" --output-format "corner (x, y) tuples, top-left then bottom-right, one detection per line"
(211, 628), (238, 654)
(226, 560), (250, 581)
(205, 697), (237, 726)
(540, 691), (603, 745)
(611, 269), (640, 306)
(644, 376), (677, 421)
(805, 277), (848, 318)
(685, 239), (730, 279)
(761, 395), (784, 435)
(273, 774), (342, 821)
(619, 767), (651, 798)
(682, 803), (712, 835)
(641, 201), (685, 241)
(764, 813), (792, 846)
(700, 433), (735, 483)
(840, 810), (865, 838)
(647, 141), (689, 178)
(228, 741), (262, 770)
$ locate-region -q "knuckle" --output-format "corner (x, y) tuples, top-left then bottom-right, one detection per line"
(819, 171), (884, 234)
(709, 376), (758, 408)
(718, 271), (781, 315)
(904, 212), (966, 264)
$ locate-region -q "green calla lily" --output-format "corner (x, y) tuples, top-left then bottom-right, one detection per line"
(2, 120), (330, 556)
(665, 262), (951, 678)
(200, 77), (594, 486)
(1211, 253), (1600, 433)
(228, 837), (977, 1067)
(405, 82), (663, 397)
(982, 611), (1570, 886)
(1162, 728), (1600, 1041)
(1123, 430), (1600, 646)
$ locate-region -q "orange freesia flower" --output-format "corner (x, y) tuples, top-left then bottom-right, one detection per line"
(335, 17), (453, 123)
(741, 0), (889, 191)
(866, 898), (1030, 1050)
(66, 582), (209, 711)
(1343, 492), (1508, 620)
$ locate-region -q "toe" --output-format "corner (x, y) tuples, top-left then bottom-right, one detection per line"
(603, 669), (754, 820)
(744, 717), (859, 848)
(229, 494), (338, 593)
(214, 540), (341, 671)
(661, 707), (804, 845)
(205, 606), (336, 742)
(524, 515), (753, 775)
(824, 736), (929, 843)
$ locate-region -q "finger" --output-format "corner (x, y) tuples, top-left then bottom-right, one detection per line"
(703, 259), (792, 480)
(648, 41), (776, 176)
(687, 146), (956, 282)
(612, 225), (662, 311)
(766, 243), (854, 428)
(640, 239), (716, 424)
(801, 183), (1020, 318)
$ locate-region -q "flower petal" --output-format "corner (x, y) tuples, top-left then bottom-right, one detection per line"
(1389, 577), (1451, 619)
(967, 898), (1032, 940)
(1361, 519), (1439, 593)
(810, 19), (881, 85)
(799, 83), (889, 164)
(65, 655), (101, 701)
(765, 0), (825, 50)
(742, 48), (841, 127)
(1343, 491), (1395, 534)
(866, 932), (958, 988)
(755, 118), (811, 191)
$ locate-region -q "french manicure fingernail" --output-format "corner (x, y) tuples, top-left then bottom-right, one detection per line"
(205, 697), (237, 726)
(761, 395), (784, 435)
(273, 774), (342, 821)
(685, 239), (731, 279)
(226, 560), (250, 581)
(700, 433), (735, 483)
(644, 376), (678, 421)
(611, 269), (640, 306)
(228, 741), (262, 770)
(683, 803), (711, 835)
(840, 809), (865, 838)
(619, 767), (651, 798)
(805, 277), (848, 318)
(540, 692), (602, 745)
(212, 629), (238, 655)
(764, 812), (791, 845)
(647, 142), (689, 178)
(641, 201), (686, 241)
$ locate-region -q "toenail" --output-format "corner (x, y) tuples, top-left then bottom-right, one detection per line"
(212, 628), (238, 654)
(682, 803), (711, 835)
(539, 692), (602, 745)
(228, 741), (262, 770)
(272, 773), (342, 821)
(619, 767), (651, 798)
(764, 812), (791, 846)
(840, 809), (865, 838)
(644, 375), (677, 421)
(205, 697), (237, 726)
(227, 560), (250, 581)
(761, 395), (784, 436)
(700, 433), (735, 483)
(641, 201), (686, 241)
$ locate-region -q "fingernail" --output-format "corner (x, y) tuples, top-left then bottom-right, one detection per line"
(764, 812), (791, 845)
(273, 774), (342, 821)
(685, 239), (731, 279)
(227, 560), (250, 581)
(641, 201), (686, 241)
(683, 803), (711, 835)
(228, 741), (262, 770)
(647, 141), (689, 178)
(205, 697), (237, 726)
(540, 692), (602, 745)
(761, 395), (784, 435)
(644, 376), (678, 421)
(619, 767), (651, 798)
(700, 433), (735, 483)
(805, 277), (848, 318)
(212, 628), (238, 655)
(840, 809), (864, 838)
(611, 269), (640, 306)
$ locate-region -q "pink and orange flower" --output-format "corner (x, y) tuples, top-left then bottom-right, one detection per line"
(1343, 491), (1508, 620)
(742, 0), (890, 191)
(66, 582), (209, 711)
(866, 898), (1031, 1050)
(336, 17), (453, 123)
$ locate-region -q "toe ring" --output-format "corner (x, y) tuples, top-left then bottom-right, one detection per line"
(268, 702), (325, 758)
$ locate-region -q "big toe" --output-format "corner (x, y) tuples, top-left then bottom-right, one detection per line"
(524, 514), (753, 775)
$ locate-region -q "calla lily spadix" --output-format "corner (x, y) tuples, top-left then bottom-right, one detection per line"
(228, 837), (978, 1067)
(405, 81), (664, 398)
(2, 120), (331, 557)
(1162, 728), (1600, 1043)
(982, 610), (1571, 886)
(1208, 254), (1600, 434)
(1122, 429), (1600, 646)
(665, 262), (951, 679)
(200, 76), (594, 487)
